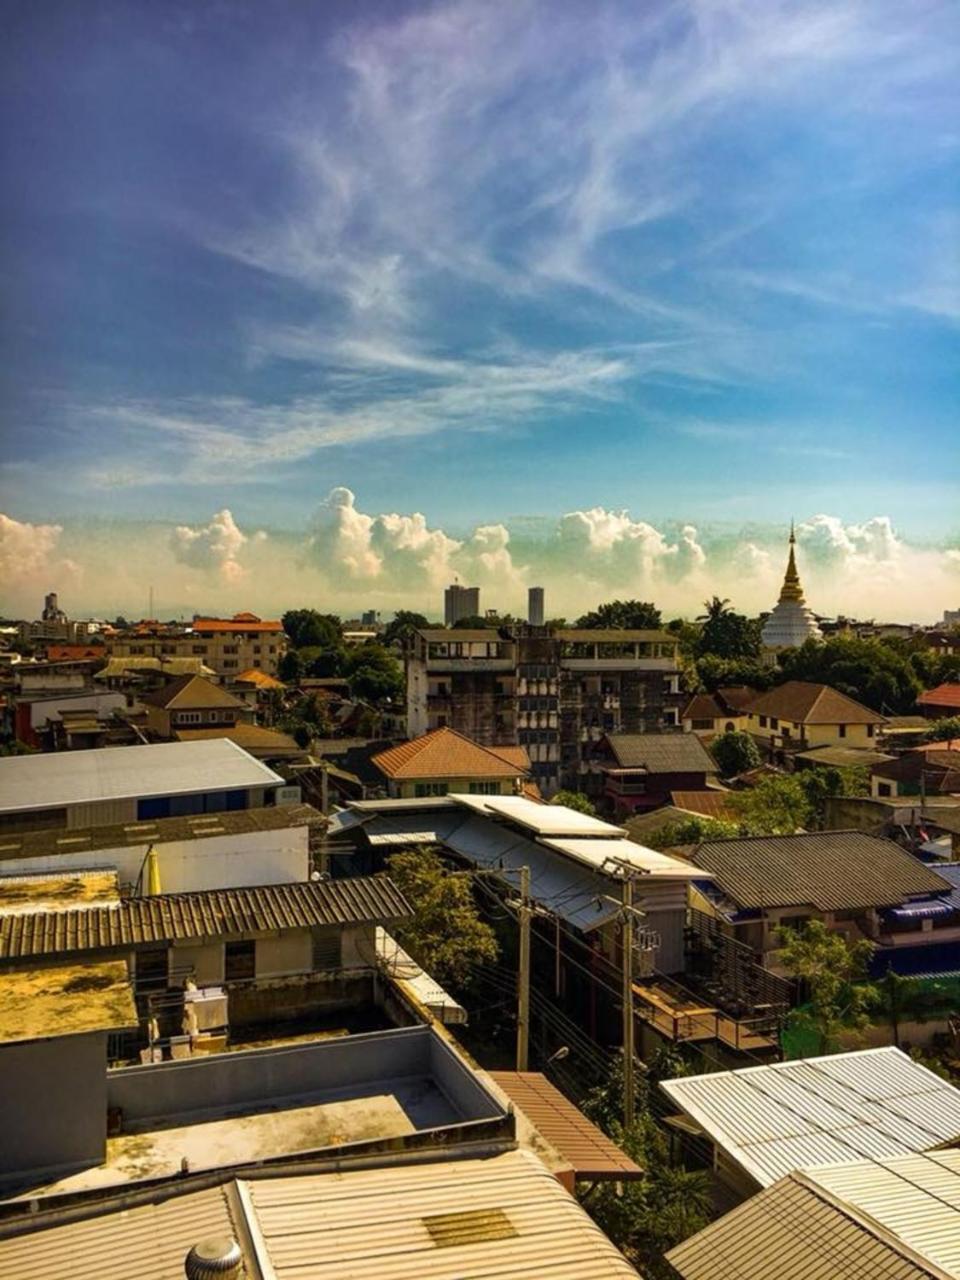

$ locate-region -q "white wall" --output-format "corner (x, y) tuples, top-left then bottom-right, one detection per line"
(255, 931), (313, 978)
(1, 824), (310, 892)
(29, 691), (127, 730)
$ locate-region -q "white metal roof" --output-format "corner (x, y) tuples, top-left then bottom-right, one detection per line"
(540, 836), (710, 880)
(0, 739), (283, 814)
(661, 1047), (960, 1188)
(454, 794), (625, 837)
(376, 928), (467, 1024)
(805, 1149), (960, 1277)
(243, 1149), (640, 1277)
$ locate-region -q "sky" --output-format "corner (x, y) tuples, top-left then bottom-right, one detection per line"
(1, 0), (958, 622)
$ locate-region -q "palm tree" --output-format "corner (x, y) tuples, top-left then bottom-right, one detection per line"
(699, 596), (732, 623)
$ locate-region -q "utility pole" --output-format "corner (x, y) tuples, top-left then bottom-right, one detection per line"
(517, 865), (531, 1071)
(622, 874), (636, 1129)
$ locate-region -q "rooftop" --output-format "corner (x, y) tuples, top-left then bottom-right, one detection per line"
(174, 724), (302, 756)
(231, 667), (285, 689)
(0, 1150), (639, 1279)
(554, 628), (675, 643)
(371, 727), (531, 780)
(794, 744), (895, 768)
(0, 958), (137, 1045)
(539, 836), (705, 880)
(190, 614), (284, 633)
(660, 1047), (960, 1189)
(140, 674), (245, 711)
(0, 801), (322, 864)
(0, 869), (119, 916)
(744, 680), (884, 725)
(691, 830), (950, 912)
(0, 875), (411, 961)
(0, 739), (284, 815)
(605, 732), (719, 774)
(454, 793), (625, 836)
(918, 683), (960, 708)
(669, 790), (736, 820)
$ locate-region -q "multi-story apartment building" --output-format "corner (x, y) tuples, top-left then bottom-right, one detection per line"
(106, 612), (286, 677)
(443, 583), (480, 626)
(406, 625), (683, 794)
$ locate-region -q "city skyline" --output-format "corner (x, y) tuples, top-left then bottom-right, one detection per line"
(1, 1), (958, 617)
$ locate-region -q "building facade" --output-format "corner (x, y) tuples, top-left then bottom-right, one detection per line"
(443, 584), (480, 626)
(105, 613), (286, 677)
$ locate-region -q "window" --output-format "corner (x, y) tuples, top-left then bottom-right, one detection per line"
(193, 645), (206, 655)
(838, 724), (847, 738)
(312, 929), (341, 971)
(867, 723), (875, 738)
(224, 940), (256, 982)
(414, 782), (449, 797)
(877, 782), (892, 797)
(176, 711), (202, 724)
(135, 947), (169, 992)
(253, 645), (261, 654)
(692, 718), (713, 730)
(759, 715), (768, 728)
(770, 717), (779, 730)
(469, 781), (502, 795)
(223, 645), (239, 655)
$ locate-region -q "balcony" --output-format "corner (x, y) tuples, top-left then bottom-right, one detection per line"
(632, 979), (782, 1053)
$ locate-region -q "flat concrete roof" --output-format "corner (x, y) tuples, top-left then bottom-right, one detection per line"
(0, 870), (120, 916)
(0, 739), (284, 815)
(0, 959), (137, 1045)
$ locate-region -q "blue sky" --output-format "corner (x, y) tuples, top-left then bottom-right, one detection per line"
(0, 0), (958, 619)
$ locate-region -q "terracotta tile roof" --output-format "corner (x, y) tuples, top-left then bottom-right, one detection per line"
(233, 668), (286, 690)
(191, 614), (284, 634)
(372, 728), (531, 780)
(44, 645), (105, 661)
(716, 685), (757, 711)
(691, 831), (951, 912)
(683, 693), (726, 721)
(917, 683), (960, 709)
(745, 681), (884, 725)
(141, 674), (246, 711)
(670, 791), (736, 820)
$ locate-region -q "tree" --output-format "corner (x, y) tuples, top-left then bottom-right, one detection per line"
(344, 643), (404, 704)
(575, 600), (662, 630)
(0, 739), (38, 756)
(778, 920), (876, 1055)
(799, 764), (869, 826)
(777, 634), (921, 714)
(923, 715), (960, 744)
(452, 614), (490, 629)
(696, 599), (762, 661)
(292, 724), (311, 750)
(728, 773), (814, 833)
(385, 847), (499, 987)
(278, 650), (302, 683)
(281, 609), (343, 651)
(694, 652), (775, 693)
(550, 790), (597, 816)
(644, 816), (740, 850)
(870, 971), (956, 1049)
(710, 729), (761, 777)
(383, 610), (429, 649)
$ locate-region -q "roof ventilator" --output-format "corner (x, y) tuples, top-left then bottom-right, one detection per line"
(184, 1237), (244, 1279)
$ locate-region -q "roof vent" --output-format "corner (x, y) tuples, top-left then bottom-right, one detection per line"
(184, 1237), (243, 1279)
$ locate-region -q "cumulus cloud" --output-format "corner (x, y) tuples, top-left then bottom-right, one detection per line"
(555, 508), (707, 586)
(797, 514), (901, 566)
(171, 509), (263, 582)
(0, 513), (80, 610)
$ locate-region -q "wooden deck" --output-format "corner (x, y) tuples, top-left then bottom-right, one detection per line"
(633, 982), (779, 1052)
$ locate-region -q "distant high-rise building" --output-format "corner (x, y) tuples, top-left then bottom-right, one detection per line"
(761, 524), (823, 650)
(444, 584), (480, 627)
(42, 592), (66, 623)
(527, 587), (545, 627)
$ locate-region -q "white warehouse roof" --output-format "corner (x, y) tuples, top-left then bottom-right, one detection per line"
(0, 739), (284, 815)
(453, 794), (626, 837)
(661, 1047), (960, 1189)
(540, 837), (709, 880)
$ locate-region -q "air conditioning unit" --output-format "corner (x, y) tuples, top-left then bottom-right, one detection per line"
(276, 784), (302, 806)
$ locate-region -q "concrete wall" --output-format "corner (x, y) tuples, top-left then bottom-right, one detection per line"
(0, 825), (310, 892)
(0, 1032), (106, 1181)
(28, 691), (126, 731)
(106, 1025), (501, 1128)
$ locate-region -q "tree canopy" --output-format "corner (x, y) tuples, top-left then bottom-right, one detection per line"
(710, 729), (760, 778)
(281, 609), (343, 651)
(550, 790), (597, 816)
(575, 600), (662, 630)
(696, 597), (762, 661)
(778, 634), (922, 713)
(343, 642), (404, 704)
(382, 610), (429, 649)
(778, 920), (875, 1055)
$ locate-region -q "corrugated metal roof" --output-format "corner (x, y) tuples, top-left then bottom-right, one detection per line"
(666, 1170), (945, 1280)
(0, 739), (283, 814)
(690, 831), (951, 911)
(606, 733), (719, 773)
(539, 836), (706, 880)
(0, 875), (411, 959)
(376, 927), (467, 1024)
(244, 1149), (640, 1277)
(0, 1186), (236, 1280)
(661, 1047), (960, 1189)
(807, 1149), (960, 1277)
(488, 1073), (643, 1181)
(458, 795), (625, 837)
(364, 812), (466, 846)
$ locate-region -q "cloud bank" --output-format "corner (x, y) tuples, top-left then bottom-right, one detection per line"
(2, 492), (956, 625)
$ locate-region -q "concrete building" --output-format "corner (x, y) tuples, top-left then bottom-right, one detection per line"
(742, 680), (885, 752)
(141, 674), (251, 737)
(16, 592), (94, 647)
(443, 582), (480, 626)
(406, 625), (684, 794)
(760, 525), (823, 650)
(528, 585), (545, 626)
(106, 612), (287, 677)
(0, 738), (286, 833)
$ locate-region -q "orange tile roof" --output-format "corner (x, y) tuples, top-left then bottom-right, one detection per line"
(372, 728), (531, 780)
(233, 668), (286, 690)
(918, 683), (960, 709)
(745, 681), (884, 725)
(191, 614), (283, 634)
(44, 646), (105, 661)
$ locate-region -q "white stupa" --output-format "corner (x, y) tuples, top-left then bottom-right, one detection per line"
(761, 523), (823, 650)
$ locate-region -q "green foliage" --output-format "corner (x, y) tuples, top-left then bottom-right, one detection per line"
(778, 634), (921, 713)
(550, 789), (597, 816)
(575, 600), (662, 630)
(694, 652), (775, 693)
(451, 614), (490, 629)
(0, 739), (38, 756)
(799, 764), (869, 825)
(906, 646), (960, 689)
(296, 645), (346, 678)
(697, 597), (762, 661)
(922, 715), (960, 743)
(868, 972), (956, 1048)
(343, 642), (404, 704)
(778, 920), (876, 1055)
(277, 650), (302, 683)
(728, 773), (814, 833)
(664, 618), (701, 662)
(645, 816), (740, 850)
(382, 610), (429, 649)
(710, 729), (760, 777)
(282, 609), (343, 650)
(580, 1052), (712, 1277)
(292, 724), (311, 750)
(385, 847), (499, 987)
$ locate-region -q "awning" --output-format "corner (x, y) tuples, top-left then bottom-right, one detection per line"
(883, 898), (956, 922)
(489, 1071), (643, 1181)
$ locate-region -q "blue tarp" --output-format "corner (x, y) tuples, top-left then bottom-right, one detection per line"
(869, 940), (960, 980)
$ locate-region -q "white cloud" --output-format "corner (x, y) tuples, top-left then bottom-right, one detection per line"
(0, 513), (80, 611)
(171, 509), (262, 582)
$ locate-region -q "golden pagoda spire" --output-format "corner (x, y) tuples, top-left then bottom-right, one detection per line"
(779, 519), (806, 604)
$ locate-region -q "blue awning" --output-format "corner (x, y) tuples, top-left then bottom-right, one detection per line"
(869, 940), (960, 980)
(883, 898), (957, 923)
